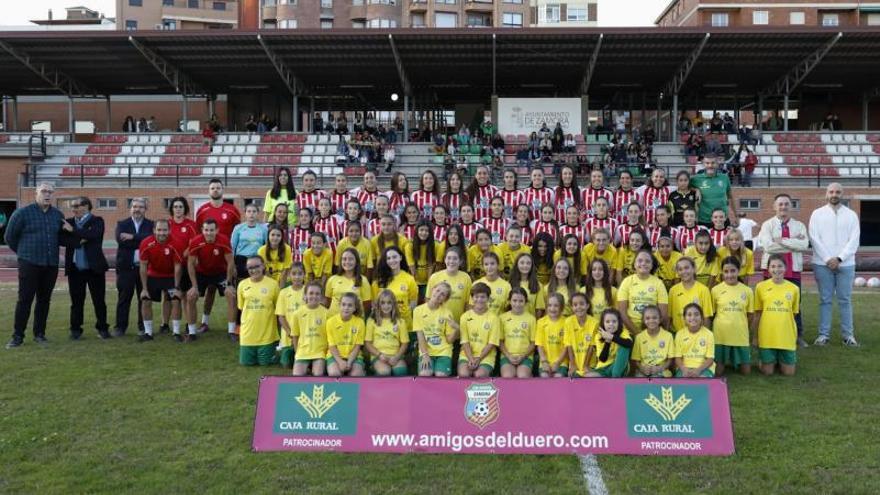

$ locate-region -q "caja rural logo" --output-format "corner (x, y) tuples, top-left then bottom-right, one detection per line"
(464, 383), (500, 429)
(625, 385), (713, 438)
(274, 383), (359, 436)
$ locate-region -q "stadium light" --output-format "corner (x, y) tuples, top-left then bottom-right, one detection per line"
(391, 93), (399, 102)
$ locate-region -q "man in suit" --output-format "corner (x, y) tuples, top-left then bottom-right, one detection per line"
(114, 198), (153, 337)
(62, 197), (110, 340)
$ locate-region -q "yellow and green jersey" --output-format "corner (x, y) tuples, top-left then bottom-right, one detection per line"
(711, 282), (754, 347)
(237, 277), (279, 346)
(755, 279), (799, 351)
(459, 309), (501, 366)
(500, 310), (536, 357)
(413, 303), (455, 357)
(673, 326), (715, 373)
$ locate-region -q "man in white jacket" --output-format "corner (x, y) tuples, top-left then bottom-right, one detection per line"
(757, 193), (811, 348)
(809, 183), (860, 347)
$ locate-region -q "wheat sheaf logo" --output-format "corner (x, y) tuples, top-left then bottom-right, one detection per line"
(296, 385), (342, 419)
(644, 386), (692, 421)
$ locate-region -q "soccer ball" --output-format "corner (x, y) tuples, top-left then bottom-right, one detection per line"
(854, 277), (867, 287)
(473, 402), (490, 417)
(868, 277), (880, 288)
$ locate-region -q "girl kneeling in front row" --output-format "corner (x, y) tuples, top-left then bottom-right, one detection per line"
(673, 303), (715, 378)
(325, 292), (366, 377)
(631, 305), (675, 377)
(584, 308), (633, 377)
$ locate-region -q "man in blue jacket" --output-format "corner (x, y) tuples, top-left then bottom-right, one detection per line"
(114, 198), (153, 337)
(62, 196), (110, 340)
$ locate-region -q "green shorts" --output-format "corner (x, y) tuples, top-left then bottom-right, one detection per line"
(370, 355), (409, 376)
(590, 365), (615, 377)
(458, 359), (494, 374)
(674, 369), (715, 378)
(279, 346), (294, 368)
(715, 345), (751, 367)
(240, 343), (279, 366)
(422, 356), (453, 375)
(555, 366), (569, 376)
(759, 348), (797, 366)
(500, 356), (534, 369)
(325, 356), (366, 368)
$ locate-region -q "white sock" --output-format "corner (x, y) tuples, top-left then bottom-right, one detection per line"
(172, 320), (181, 335)
(187, 323), (197, 335)
(201, 313), (210, 325)
(144, 321), (153, 336)
(228, 322), (236, 334)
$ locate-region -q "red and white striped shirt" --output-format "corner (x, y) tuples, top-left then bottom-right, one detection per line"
(554, 186), (580, 224)
(386, 191), (410, 218)
(614, 188), (641, 221)
(483, 216), (509, 245)
(459, 221), (484, 246)
(313, 215), (341, 253)
(558, 224), (587, 246)
(441, 193), (469, 224)
(328, 190), (350, 218)
(615, 222), (649, 248)
(639, 185), (672, 225)
(708, 227), (729, 248)
(410, 190), (441, 221)
(499, 189), (524, 220)
(471, 184), (500, 222)
(649, 225), (679, 249)
(677, 225), (705, 251)
(289, 226), (312, 263)
(581, 187), (614, 217)
(584, 216), (619, 240)
(531, 220), (558, 243)
(296, 189), (326, 215)
(400, 222), (419, 241)
(366, 218), (383, 239)
(355, 187), (381, 219)
(511, 222), (534, 246)
(338, 218), (364, 239)
(522, 187), (555, 220)
(433, 224), (448, 242)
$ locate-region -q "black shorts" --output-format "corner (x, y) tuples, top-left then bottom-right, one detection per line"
(145, 277), (177, 302)
(179, 271), (193, 292)
(196, 273), (228, 297)
(234, 255), (249, 281)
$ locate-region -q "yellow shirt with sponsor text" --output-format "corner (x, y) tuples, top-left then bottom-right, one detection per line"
(711, 282), (754, 347)
(413, 303), (455, 358)
(236, 277), (279, 346)
(755, 279), (799, 351)
(459, 309), (501, 366)
(673, 326), (715, 373)
(500, 310), (537, 357)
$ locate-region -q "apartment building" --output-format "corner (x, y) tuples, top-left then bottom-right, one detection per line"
(656, 0), (880, 28)
(531, 1), (598, 27)
(117, 0), (239, 30)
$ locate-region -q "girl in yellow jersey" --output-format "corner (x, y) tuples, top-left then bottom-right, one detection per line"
(617, 249), (669, 333)
(426, 247), (472, 323)
(531, 232), (556, 285)
(415, 282), (460, 377)
(712, 256), (754, 376)
(405, 221), (442, 302)
(653, 236), (682, 290)
(466, 229), (497, 280)
(289, 282), (329, 376)
(565, 293), (599, 377)
(365, 290), (409, 376)
(536, 293), (569, 377)
(496, 226), (531, 278)
(753, 254), (799, 377)
(614, 229), (648, 285)
(326, 293), (366, 377)
(335, 222), (373, 277)
(474, 252), (511, 316)
(257, 225), (292, 284)
(718, 229), (754, 284)
(458, 282), (502, 378)
(584, 308), (633, 377)
(668, 257), (714, 333)
(302, 232), (333, 287)
(236, 257), (280, 367)
(499, 288), (537, 378)
(673, 303), (715, 378)
(275, 263), (305, 368)
(554, 234), (587, 284)
(371, 246), (419, 329)
(507, 253), (546, 318)
(631, 305), (675, 377)
(683, 230), (720, 288)
(584, 259), (617, 319)
(544, 258), (581, 317)
(583, 228), (618, 273)
(325, 248), (372, 317)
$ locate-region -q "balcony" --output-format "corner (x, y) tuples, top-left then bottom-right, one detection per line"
(409, 0), (427, 11)
(465, 0), (494, 13)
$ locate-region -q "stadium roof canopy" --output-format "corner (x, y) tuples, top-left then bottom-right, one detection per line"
(0, 27), (878, 107)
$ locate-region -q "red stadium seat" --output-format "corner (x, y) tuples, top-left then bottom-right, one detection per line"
(292, 134), (307, 143)
(344, 166), (366, 176)
(61, 167), (78, 176)
(0, 135), (9, 144)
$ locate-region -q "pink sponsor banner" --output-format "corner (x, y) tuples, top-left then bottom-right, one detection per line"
(252, 377), (734, 456)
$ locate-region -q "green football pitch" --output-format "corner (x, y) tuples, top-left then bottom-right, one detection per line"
(0, 286), (877, 494)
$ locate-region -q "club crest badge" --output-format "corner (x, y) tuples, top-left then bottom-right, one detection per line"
(464, 383), (500, 429)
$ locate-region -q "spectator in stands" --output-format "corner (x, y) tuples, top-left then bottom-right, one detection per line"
(832, 114), (842, 131)
(736, 212), (757, 250)
(723, 113), (736, 134)
(365, 112), (376, 133)
(491, 133), (505, 157)
(614, 113), (627, 138)
(202, 121), (216, 150)
(480, 118), (496, 138)
(527, 132), (540, 161)
(764, 111), (782, 131)
(809, 184), (860, 347)
(244, 115), (257, 134)
(62, 196), (110, 341)
(257, 114), (269, 134)
(757, 193), (809, 348)
(691, 156), (737, 228)
(457, 124), (471, 144)
(147, 116), (157, 133)
(563, 134), (576, 153)
(539, 134), (552, 157)
(552, 123), (564, 153)
(643, 124), (656, 146)
(678, 112), (691, 134)
(114, 198), (154, 338)
(709, 112), (723, 134)
(5, 183), (71, 349)
(354, 112), (364, 133)
(312, 113), (323, 133)
(383, 143), (396, 173)
(123, 116), (136, 133)
(821, 113), (836, 131)
(686, 132), (704, 156)
(538, 122), (550, 139)
(705, 135), (722, 157)
(137, 117), (148, 133)
(336, 113), (348, 134)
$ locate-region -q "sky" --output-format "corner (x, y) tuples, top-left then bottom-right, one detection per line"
(0, 0), (671, 27)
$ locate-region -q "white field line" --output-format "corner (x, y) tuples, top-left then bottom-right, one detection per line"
(579, 454), (608, 495)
